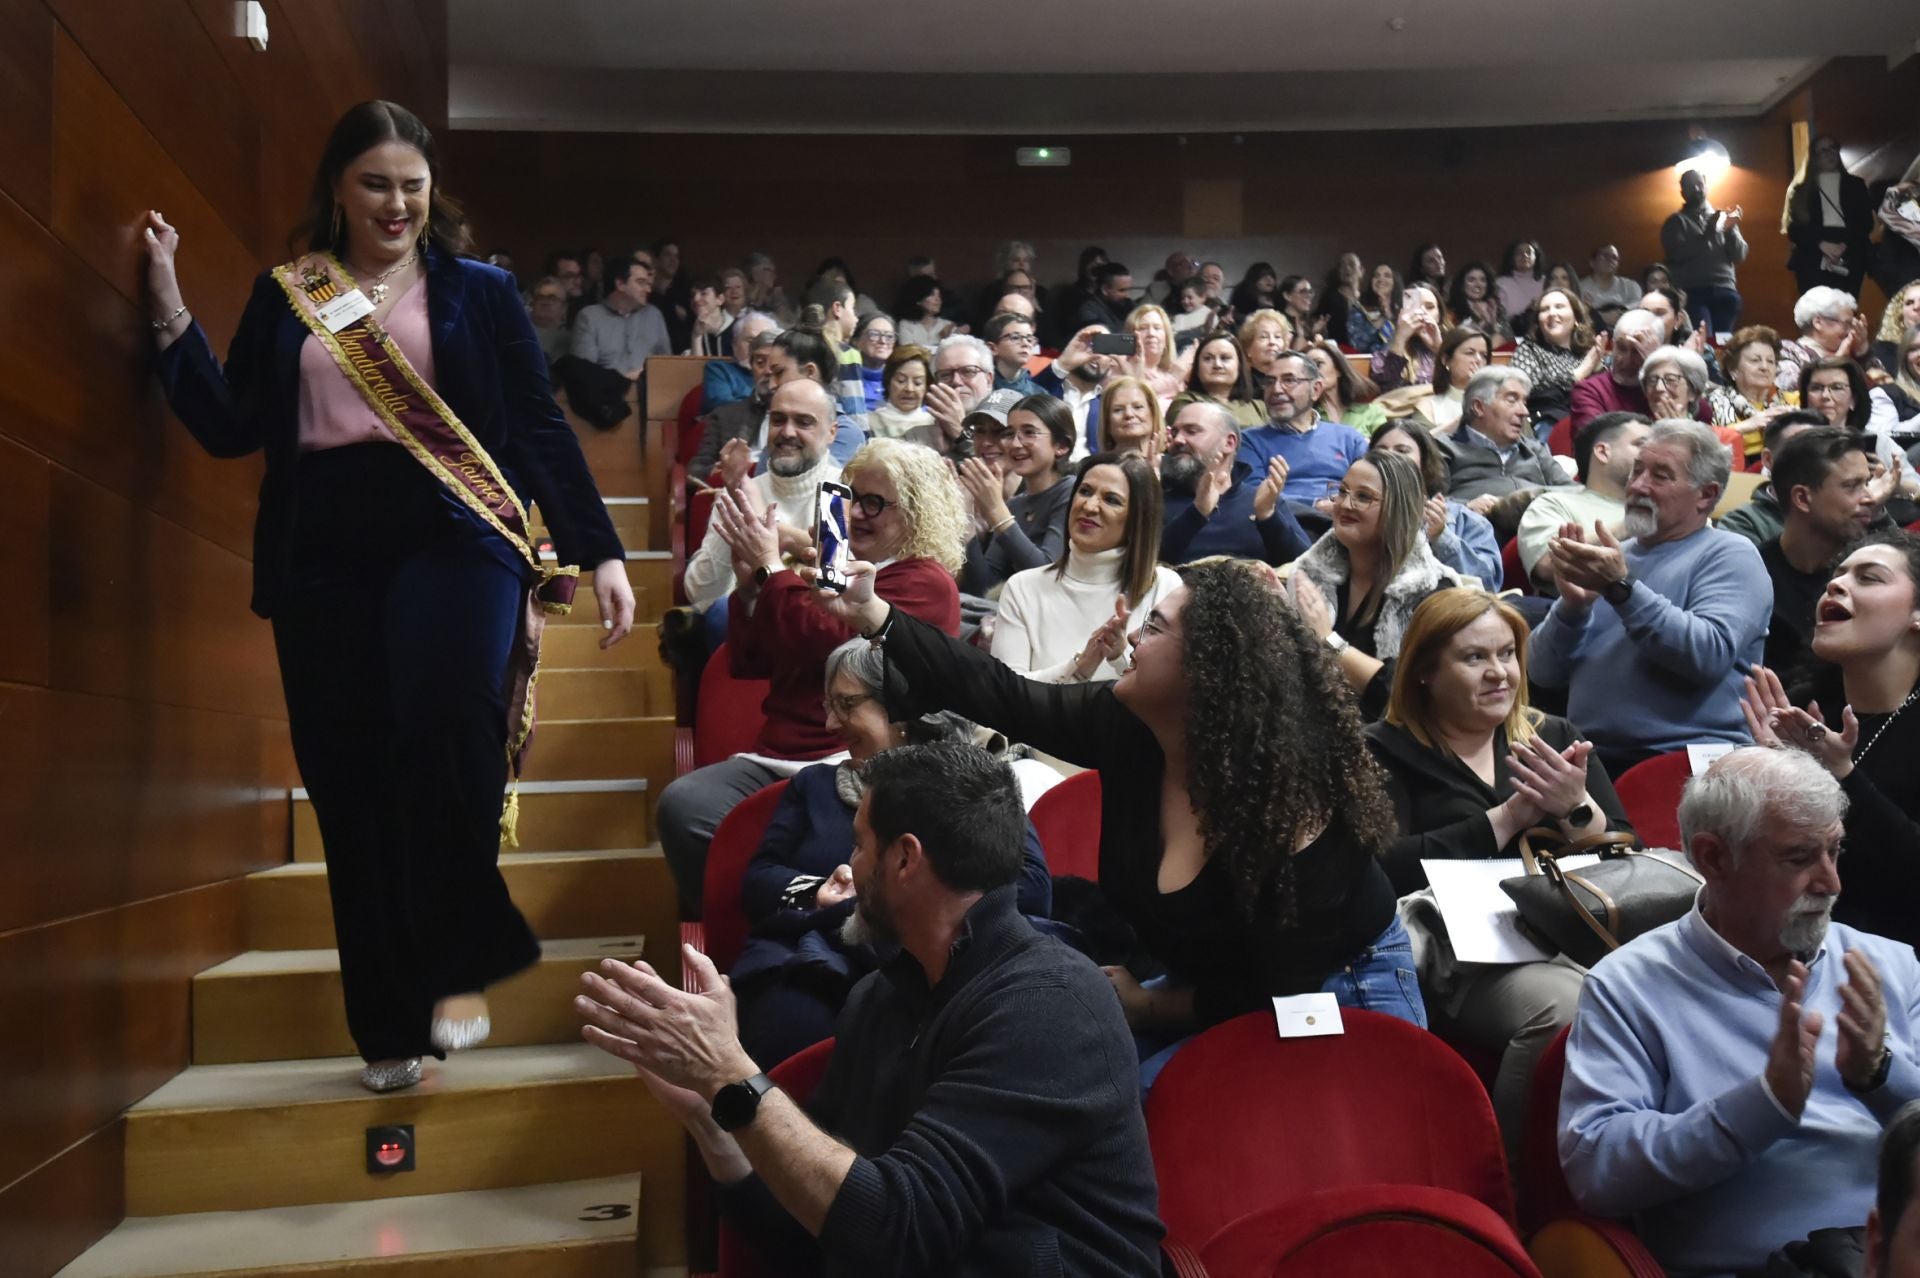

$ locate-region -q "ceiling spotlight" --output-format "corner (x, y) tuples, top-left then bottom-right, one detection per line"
(1675, 136), (1730, 180)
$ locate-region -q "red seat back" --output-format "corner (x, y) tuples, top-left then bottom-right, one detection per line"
(1500, 538), (1531, 593)
(675, 384), (707, 465)
(1028, 770), (1102, 881)
(1547, 417), (1575, 458)
(1612, 749), (1690, 850)
(718, 1039), (835, 1278)
(1521, 1027), (1579, 1232)
(701, 779), (790, 972)
(693, 641), (771, 770)
(1146, 1010), (1514, 1250)
(1201, 1186), (1540, 1277)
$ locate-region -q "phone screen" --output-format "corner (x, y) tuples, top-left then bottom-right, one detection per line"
(816, 482), (853, 593)
(1089, 332), (1137, 356)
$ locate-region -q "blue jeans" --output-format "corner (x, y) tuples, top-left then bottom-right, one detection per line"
(1135, 917), (1429, 1090)
(1684, 285), (1741, 337)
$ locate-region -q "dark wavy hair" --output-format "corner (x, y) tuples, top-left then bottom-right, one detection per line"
(1173, 561), (1397, 925)
(1183, 330), (1257, 403)
(1052, 452), (1162, 604)
(295, 100), (470, 257)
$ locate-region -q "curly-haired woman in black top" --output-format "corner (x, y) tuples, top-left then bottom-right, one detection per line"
(807, 557), (1425, 1085)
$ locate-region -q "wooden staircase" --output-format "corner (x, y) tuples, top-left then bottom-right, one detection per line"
(57, 383), (698, 1277)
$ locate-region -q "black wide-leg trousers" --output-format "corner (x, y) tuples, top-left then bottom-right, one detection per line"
(273, 443), (540, 1062)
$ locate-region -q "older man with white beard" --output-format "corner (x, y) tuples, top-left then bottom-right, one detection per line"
(1528, 419), (1771, 776)
(1560, 747), (1920, 1277)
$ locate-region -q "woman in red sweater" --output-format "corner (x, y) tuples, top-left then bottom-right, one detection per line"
(658, 438), (966, 916)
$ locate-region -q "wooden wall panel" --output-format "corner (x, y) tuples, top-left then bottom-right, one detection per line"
(0, 1121), (124, 1278)
(0, 438), (51, 687)
(43, 0), (261, 250)
(0, 684), (285, 935)
(48, 468), (282, 720)
(0, 0), (52, 224)
(0, 879), (246, 1191)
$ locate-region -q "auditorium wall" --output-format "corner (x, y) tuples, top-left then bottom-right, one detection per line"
(0, 3), (446, 1274)
(449, 55), (1920, 334)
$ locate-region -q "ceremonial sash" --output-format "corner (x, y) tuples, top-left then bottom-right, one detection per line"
(273, 252), (580, 844)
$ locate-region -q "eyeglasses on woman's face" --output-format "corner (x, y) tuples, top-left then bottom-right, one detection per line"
(1645, 373), (1690, 392)
(1327, 483), (1379, 511)
(848, 490), (898, 519)
(825, 692), (874, 719)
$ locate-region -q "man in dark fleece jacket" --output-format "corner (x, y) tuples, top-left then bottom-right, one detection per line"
(577, 742), (1164, 1277)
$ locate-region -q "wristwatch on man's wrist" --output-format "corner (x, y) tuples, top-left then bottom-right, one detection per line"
(711, 1073), (776, 1131)
(1844, 1044), (1894, 1095)
(1603, 571), (1634, 606)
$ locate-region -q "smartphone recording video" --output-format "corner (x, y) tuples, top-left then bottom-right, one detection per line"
(815, 481), (853, 593)
(1089, 333), (1137, 357)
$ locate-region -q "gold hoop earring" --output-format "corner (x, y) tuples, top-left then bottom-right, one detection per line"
(418, 219), (429, 255)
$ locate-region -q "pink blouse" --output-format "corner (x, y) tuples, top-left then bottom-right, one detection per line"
(296, 277), (436, 451)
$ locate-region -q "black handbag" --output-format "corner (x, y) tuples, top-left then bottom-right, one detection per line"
(1499, 828), (1703, 969)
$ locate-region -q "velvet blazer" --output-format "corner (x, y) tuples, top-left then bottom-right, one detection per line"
(156, 246), (624, 617)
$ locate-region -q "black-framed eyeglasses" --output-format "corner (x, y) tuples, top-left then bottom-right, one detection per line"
(826, 692), (874, 719)
(848, 490), (897, 519)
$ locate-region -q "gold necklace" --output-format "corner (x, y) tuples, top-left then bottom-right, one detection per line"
(354, 251), (418, 306)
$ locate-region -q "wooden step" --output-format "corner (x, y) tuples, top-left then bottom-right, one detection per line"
(293, 780), (651, 862)
(541, 619), (664, 669)
(54, 1175), (644, 1278)
(191, 936), (643, 1064)
(519, 717), (674, 785)
(538, 667), (669, 720)
(534, 495), (651, 546)
(126, 1045), (658, 1216)
(246, 849), (676, 950)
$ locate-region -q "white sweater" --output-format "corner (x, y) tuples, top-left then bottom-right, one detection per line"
(991, 546), (1183, 683)
(684, 452), (841, 611)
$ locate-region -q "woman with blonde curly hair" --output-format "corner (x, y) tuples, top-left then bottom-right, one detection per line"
(808, 556), (1424, 1087)
(656, 435), (967, 918)
(1122, 302), (1193, 404)
(1873, 280), (1920, 376)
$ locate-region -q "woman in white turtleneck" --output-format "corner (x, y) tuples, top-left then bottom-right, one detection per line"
(991, 451), (1181, 683)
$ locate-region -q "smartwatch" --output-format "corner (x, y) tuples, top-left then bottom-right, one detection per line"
(1324, 631), (1350, 654)
(752, 564), (776, 587)
(1602, 571), (1634, 607)
(711, 1073), (777, 1131)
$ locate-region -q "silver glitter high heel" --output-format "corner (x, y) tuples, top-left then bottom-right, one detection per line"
(430, 1014), (491, 1053)
(360, 1057), (423, 1092)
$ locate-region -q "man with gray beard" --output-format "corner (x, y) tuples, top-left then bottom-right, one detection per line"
(1527, 418), (1772, 776)
(1560, 747), (1920, 1276)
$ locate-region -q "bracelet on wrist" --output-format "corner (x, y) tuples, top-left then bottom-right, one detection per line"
(991, 515), (1015, 533)
(151, 304), (188, 332)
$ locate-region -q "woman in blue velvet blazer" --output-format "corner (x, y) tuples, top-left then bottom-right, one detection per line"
(143, 100), (631, 1093)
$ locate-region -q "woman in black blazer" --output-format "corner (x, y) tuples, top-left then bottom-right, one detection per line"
(143, 101), (633, 1091)
(1785, 136), (1876, 299)
(1364, 587), (1632, 1161)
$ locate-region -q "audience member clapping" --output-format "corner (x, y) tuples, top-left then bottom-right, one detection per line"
(1367, 588), (1633, 1157)
(730, 639), (1052, 1068)
(1305, 337), (1386, 436)
(1886, 324), (1920, 421)
(1287, 450), (1466, 718)
(1370, 420), (1502, 586)
(690, 326), (780, 481)
(1516, 412), (1651, 593)
(1277, 274), (1322, 346)
(1742, 529), (1920, 947)
(1122, 303), (1191, 403)
(1348, 263), (1402, 353)
(847, 313), (895, 411)
(1510, 286), (1607, 425)
(1408, 242), (1449, 296)
(1529, 419), (1770, 774)
(1158, 400), (1310, 567)
(1447, 260), (1513, 344)
(1316, 252), (1367, 350)
(1872, 282), (1920, 375)
(1559, 746), (1919, 1277)
(810, 558), (1425, 1088)
(656, 438), (966, 917)
(992, 452), (1180, 683)
(1569, 308), (1665, 432)
(957, 394), (1078, 598)
(1707, 325), (1791, 463)
(1096, 376), (1166, 460)
(1240, 350), (1372, 504)
(912, 334), (997, 458)
(1780, 286), (1873, 392)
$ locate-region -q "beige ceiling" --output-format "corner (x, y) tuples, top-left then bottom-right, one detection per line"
(449, 0), (1920, 134)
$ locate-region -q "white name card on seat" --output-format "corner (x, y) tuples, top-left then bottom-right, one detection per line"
(1687, 743), (1735, 776)
(1272, 993), (1344, 1039)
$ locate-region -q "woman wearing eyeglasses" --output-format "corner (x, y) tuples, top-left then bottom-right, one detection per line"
(849, 313), (897, 411)
(659, 439), (967, 919)
(1287, 450), (1466, 720)
(731, 637), (1054, 1067)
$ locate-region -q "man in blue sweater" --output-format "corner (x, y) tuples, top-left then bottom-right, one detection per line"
(1561, 747), (1919, 1276)
(1160, 400), (1314, 566)
(1530, 418), (1771, 776)
(1238, 349), (1371, 505)
(576, 743), (1165, 1277)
